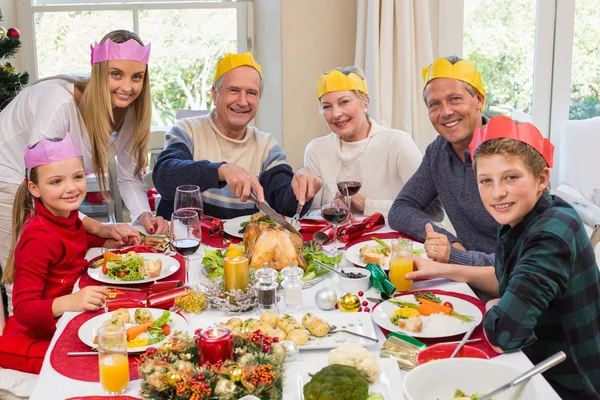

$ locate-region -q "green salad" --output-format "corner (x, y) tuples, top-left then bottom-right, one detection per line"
(104, 253), (145, 281)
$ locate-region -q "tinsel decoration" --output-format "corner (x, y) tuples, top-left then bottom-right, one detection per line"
(173, 288), (207, 313)
(202, 275), (260, 312)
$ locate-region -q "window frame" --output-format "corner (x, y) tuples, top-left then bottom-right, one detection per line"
(16, 0), (251, 80)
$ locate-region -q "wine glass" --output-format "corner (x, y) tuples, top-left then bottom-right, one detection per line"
(170, 209), (202, 283)
(174, 185), (204, 217)
(336, 160), (362, 216)
(320, 183), (349, 253)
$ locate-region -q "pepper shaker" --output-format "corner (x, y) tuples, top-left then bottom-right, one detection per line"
(255, 262), (278, 312)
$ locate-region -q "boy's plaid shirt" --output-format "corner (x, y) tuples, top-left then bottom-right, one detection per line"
(484, 193), (600, 400)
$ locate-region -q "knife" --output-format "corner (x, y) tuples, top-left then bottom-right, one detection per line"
(249, 190), (301, 235)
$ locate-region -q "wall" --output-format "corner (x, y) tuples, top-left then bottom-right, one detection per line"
(280, 0), (357, 170)
(0, 0), (20, 70)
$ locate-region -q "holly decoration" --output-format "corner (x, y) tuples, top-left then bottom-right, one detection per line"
(0, 10), (29, 111)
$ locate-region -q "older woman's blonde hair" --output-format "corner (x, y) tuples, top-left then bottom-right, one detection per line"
(38, 29), (152, 194)
(319, 66), (370, 118)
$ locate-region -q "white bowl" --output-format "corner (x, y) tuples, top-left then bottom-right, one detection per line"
(403, 358), (539, 400)
(338, 267), (371, 293)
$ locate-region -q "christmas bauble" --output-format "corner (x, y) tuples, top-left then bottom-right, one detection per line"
(280, 340), (298, 362)
(338, 293), (360, 312)
(0, 27), (6, 41)
(315, 288), (337, 310)
(7, 28), (20, 39)
(230, 367), (243, 382)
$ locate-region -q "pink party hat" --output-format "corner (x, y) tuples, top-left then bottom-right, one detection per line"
(24, 133), (83, 169)
(90, 38), (151, 65)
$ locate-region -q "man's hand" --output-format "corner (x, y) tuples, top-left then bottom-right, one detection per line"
(405, 256), (448, 281)
(138, 212), (169, 235)
(218, 163), (264, 202)
(97, 224), (141, 247)
(350, 193), (366, 213)
(423, 223), (453, 262)
(291, 168), (322, 207)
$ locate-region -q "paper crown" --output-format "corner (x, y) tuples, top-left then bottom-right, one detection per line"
(469, 116), (554, 168)
(316, 70), (368, 99)
(213, 52), (262, 83)
(422, 58), (486, 107)
(24, 133), (83, 169)
(90, 38), (151, 65)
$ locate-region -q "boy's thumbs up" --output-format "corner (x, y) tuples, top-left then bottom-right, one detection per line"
(425, 223), (435, 236)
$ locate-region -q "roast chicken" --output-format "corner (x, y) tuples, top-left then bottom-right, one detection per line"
(243, 222), (307, 271)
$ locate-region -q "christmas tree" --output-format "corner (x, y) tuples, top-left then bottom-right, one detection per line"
(0, 9), (29, 110)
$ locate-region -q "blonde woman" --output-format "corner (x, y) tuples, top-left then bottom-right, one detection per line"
(0, 30), (167, 321)
(305, 66), (435, 217)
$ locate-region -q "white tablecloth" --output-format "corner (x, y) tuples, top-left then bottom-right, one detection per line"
(30, 227), (561, 399)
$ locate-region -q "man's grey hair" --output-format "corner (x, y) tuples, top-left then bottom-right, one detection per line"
(212, 72), (264, 98)
(422, 56), (481, 103)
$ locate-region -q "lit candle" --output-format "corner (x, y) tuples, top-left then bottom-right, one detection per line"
(224, 256), (249, 293)
(197, 327), (234, 365)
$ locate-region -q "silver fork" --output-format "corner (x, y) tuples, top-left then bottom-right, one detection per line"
(329, 324), (378, 342)
(291, 202), (303, 230)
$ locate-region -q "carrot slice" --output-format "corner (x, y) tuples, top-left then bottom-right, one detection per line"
(415, 297), (452, 314)
(126, 321), (153, 341)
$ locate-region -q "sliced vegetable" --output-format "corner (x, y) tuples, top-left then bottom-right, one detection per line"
(126, 321), (153, 341)
(415, 296), (474, 322)
(443, 301), (454, 311)
(162, 325), (171, 335)
(371, 237), (390, 255)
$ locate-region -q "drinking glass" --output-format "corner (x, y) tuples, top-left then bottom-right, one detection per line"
(320, 183), (349, 252)
(336, 160), (363, 214)
(174, 185), (204, 217)
(98, 321), (129, 395)
(389, 239), (414, 292)
(170, 209), (202, 282)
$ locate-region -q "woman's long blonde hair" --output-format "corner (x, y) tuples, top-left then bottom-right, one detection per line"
(37, 30), (152, 194)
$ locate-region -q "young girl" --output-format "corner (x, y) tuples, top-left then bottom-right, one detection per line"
(0, 29), (167, 317)
(0, 134), (110, 374)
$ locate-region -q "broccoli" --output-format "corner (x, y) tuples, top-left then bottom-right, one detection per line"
(303, 365), (369, 400)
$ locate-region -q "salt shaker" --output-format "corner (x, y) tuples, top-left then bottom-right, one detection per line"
(281, 263), (304, 312)
(255, 262), (278, 312)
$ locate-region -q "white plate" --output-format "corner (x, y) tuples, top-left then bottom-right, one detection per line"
(345, 239), (426, 270)
(87, 253), (180, 285)
(371, 293), (483, 339)
(77, 308), (188, 353)
(223, 215), (295, 239)
(283, 358), (404, 400)
(205, 312), (378, 350)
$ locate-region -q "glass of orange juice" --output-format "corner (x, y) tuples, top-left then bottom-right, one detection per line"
(389, 239), (414, 292)
(98, 321), (129, 395)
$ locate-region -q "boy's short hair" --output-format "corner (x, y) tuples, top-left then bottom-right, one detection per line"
(473, 137), (548, 178)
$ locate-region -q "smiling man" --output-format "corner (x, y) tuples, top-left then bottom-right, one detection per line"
(388, 56), (497, 266)
(153, 52), (321, 220)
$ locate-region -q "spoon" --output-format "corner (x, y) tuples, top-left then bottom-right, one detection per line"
(449, 322), (477, 359)
(477, 351), (566, 400)
(328, 324), (378, 342)
(313, 259), (350, 278)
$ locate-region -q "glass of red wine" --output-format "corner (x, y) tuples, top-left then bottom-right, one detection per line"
(170, 209), (202, 283)
(321, 183), (349, 253)
(174, 185), (204, 217)
(336, 160), (362, 219)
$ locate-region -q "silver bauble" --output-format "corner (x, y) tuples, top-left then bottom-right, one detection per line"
(280, 340), (299, 362)
(315, 287), (337, 310)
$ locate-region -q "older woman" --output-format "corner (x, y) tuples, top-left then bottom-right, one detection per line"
(305, 66), (426, 217)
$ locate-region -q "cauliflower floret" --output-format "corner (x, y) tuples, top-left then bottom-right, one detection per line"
(327, 344), (381, 383)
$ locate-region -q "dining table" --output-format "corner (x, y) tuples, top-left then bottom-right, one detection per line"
(29, 221), (562, 400)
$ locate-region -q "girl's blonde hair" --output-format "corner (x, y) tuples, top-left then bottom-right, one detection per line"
(37, 30), (152, 194)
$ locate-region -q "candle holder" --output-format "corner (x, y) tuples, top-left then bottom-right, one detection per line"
(224, 256), (250, 293)
(196, 327), (234, 365)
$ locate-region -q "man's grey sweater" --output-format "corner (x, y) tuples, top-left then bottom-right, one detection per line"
(388, 129), (497, 266)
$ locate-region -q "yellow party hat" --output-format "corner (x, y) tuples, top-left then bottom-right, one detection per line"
(316, 70), (368, 99)
(422, 58), (486, 106)
(214, 52), (262, 83)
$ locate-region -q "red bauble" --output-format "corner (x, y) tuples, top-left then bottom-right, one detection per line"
(7, 28), (20, 39)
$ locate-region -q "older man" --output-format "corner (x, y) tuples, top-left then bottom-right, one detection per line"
(153, 53), (321, 220)
(388, 56), (497, 266)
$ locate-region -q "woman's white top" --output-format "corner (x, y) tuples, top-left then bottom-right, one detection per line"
(304, 120), (423, 217)
(0, 79), (150, 220)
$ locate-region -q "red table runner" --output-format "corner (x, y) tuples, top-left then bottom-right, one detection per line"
(344, 231), (416, 249)
(50, 310), (141, 381)
(372, 289), (499, 359)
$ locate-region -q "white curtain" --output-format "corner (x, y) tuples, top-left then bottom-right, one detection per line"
(355, 0), (439, 152)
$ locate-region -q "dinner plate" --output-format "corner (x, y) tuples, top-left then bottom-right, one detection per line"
(283, 358), (404, 400)
(87, 253), (180, 285)
(344, 238), (426, 270)
(205, 312), (378, 350)
(77, 308), (188, 353)
(223, 215), (295, 239)
(371, 293), (483, 339)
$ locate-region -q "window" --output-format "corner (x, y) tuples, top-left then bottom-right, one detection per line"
(19, 0), (250, 125)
